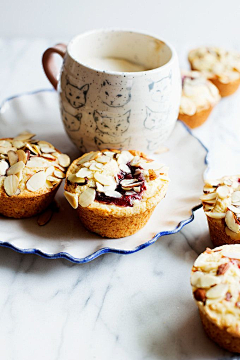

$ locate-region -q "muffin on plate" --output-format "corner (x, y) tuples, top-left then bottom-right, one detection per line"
(179, 70), (220, 128)
(0, 132), (70, 218)
(188, 47), (240, 97)
(191, 245), (240, 352)
(64, 149), (169, 238)
(201, 176), (240, 246)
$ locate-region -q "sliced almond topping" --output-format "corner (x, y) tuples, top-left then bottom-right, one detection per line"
(77, 151), (100, 165)
(26, 157), (50, 168)
(228, 204), (240, 214)
(54, 163), (65, 172)
(4, 175), (19, 196)
(95, 155), (111, 164)
(224, 178), (233, 186)
(37, 208), (53, 226)
(67, 174), (86, 184)
(206, 284), (228, 299)
(119, 164), (131, 173)
(7, 161), (25, 175)
(203, 185), (216, 193)
(45, 180), (54, 189)
(216, 185), (229, 199)
(117, 151), (134, 165)
(46, 175), (60, 184)
(104, 190), (122, 198)
(79, 188), (95, 207)
(14, 132), (35, 141)
(103, 151), (114, 158)
(54, 169), (65, 179)
(26, 171), (47, 192)
(25, 142), (38, 155)
(0, 140), (12, 148)
(64, 191), (79, 209)
(200, 193), (217, 201)
(204, 179), (220, 187)
(0, 146), (16, 154)
(12, 140), (24, 149)
(16, 149), (27, 164)
(16, 170), (23, 182)
(96, 182), (104, 192)
(221, 249), (240, 259)
(41, 153), (56, 160)
(194, 253), (209, 268)
(232, 191), (240, 204)
(191, 271), (220, 288)
(205, 212), (226, 219)
(133, 186), (141, 193)
(120, 179), (138, 187)
(45, 166), (55, 176)
(141, 161), (163, 171)
(58, 154), (70, 168)
(89, 162), (103, 171)
(7, 150), (18, 166)
(94, 172), (115, 186)
(76, 167), (93, 178)
(0, 160), (9, 175)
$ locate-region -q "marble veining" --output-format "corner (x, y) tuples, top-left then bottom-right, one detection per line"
(0, 38), (240, 360)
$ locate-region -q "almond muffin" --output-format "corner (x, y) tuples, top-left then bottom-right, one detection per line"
(64, 149), (169, 238)
(179, 70), (220, 128)
(188, 47), (240, 97)
(201, 176), (240, 246)
(191, 245), (240, 352)
(0, 132), (70, 218)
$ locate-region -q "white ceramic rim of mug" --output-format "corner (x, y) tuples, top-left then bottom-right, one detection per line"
(67, 28), (177, 76)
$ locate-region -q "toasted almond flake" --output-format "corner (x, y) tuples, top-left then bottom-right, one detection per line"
(191, 271), (220, 288)
(120, 179), (139, 187)
(122, 187), (132, 191)
(203, 185), (216, 193)
(224, 178), (233, 186)
(54, 169), (65, 179)
(16, 149), (27, 164)
(37, 208), (53, 226)
(45, 180), (54, 189)
(79, 188), (95, 207)
(46, 175), (60, 184)
(194, 253), (209, 268)
(122, 181), (142, 188)
(7, 161), (25, 175)
(104, 190), (122, 198)
(40, 146), (55, 154)
(58, 154), (70, 167)
(45, 166), (55, 176)
(76, 167), (93, 178)
(64, 191), (79, 209)
(95, 155), (111, 163)
(225, 210), (240, 233)
(205, 212), (226, 219)
(0, 160), (9, 175)
(12, 140), (24, 149)
(32, 145), (41, 154)
(232, 191), (240, 204)
(119, 164), (131, 173)
(7, 150), (18, 166)
(41, 153), (56, 160)
(38, 140), (54, 148)
(51, 152), (60, 158)
(94, 172), (115, 186)
(26, 157), (50, 168)
(0, 140), (12, 148)
(200, 193), (217, 201)
(67, 174), (86, 183)
(0, 154), (7, 160)
(103, 151), (114, 158)
(221, 249), (240, 260)
(141, 161), (163, 171)
(26, 171), (47, 192)
(205, 179), (220, 187)
(206, 284), (228, 299)
(96, 182), (104, 192)
(14, 132), (35, 141)
(77, 151), (100, 165)
(89, 163), (100, 171)
(216, 185), (229, 199)
(228, 204), (240, 214)
(203, 204), (214, 211)
(133, 186), (141, 192)
(130, 156), (141, 166)
(117, 151), (134, 165)
(16, 170), (23, 182)
(154, 146), (169, 154)
(0, 146), (16, 154)
(54, 163), (65, 172)
(4, 175), (19, 196)
(25, 142), (38, 154)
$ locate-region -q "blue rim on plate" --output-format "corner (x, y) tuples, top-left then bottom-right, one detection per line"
(0, 89), (209, 264)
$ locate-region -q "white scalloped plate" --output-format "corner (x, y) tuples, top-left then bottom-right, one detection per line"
(0, 90), (208, 263)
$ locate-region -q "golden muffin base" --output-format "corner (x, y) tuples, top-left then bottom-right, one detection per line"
(0, 184), (60, 219)
(199, 307), (240, 352)
(77, 204), (156, 238)
(189, 61), (240, 97)
(206, 216), (240, 246)
(178, 106), (213, 129)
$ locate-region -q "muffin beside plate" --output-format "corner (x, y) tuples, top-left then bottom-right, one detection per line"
(188, 47), (240, 97)
(201, 176), (240, 246)
(0, 132), (70, 218)
(191, 245), (240, 352)
(64, 149), (169, 238)
(179, 70), (220, 128)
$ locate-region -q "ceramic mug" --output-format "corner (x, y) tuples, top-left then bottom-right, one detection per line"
(42, 29), (181, 154)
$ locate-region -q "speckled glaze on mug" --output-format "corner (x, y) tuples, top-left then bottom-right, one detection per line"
(42, 29), (181, 154)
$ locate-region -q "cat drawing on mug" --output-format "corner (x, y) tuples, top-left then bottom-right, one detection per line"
(65, 79), (89, 109)
(62, 108), (82, 132)
(100, 80), (131, 107)
(93, 110), (131, 137)
(144, 107), (166, 131)
(149, 72), (172, 103)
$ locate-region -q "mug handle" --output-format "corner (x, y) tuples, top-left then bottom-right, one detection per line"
(42, 43), (67, 90)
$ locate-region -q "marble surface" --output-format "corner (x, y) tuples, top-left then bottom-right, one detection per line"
(0, 38), (240, 360)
